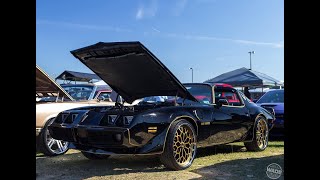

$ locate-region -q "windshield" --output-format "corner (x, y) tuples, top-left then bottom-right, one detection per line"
(184, 84), (212, 104)
(62, 85), (94, 101)
(257, 90), (284, 103)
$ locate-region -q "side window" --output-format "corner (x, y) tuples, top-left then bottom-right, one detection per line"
(226, 91), (242, 106)
(215, 89), (243, 106)
(97, 92), (112, 101)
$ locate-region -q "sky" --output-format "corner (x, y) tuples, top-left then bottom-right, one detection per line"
(36, 0), (284, 84)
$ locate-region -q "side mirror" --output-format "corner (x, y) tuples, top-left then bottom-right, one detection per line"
(97, 96), (106, 102)
(217, 98), (229, 107)
(218, 99), (229, 107)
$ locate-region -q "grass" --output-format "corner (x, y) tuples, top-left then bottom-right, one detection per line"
(36, 141), (284, 180)
(189, 141), (284, 179)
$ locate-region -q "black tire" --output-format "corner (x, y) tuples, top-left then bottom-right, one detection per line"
(244, 116), (269, 151)
(160, 119), (197, 170)
(81, 151), (110, 160)
(38, 118), (69, 156)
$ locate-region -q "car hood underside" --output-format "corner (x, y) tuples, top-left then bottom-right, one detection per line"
(71, 41), (197, 104)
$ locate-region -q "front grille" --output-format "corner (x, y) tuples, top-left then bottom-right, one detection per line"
(64, 113), (78, 124)
(54, 113), (78, 124)
(80, 111), (101, 125)
(99, 114), (119, 126)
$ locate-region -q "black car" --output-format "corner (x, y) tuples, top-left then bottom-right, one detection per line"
(49, 42), (275, 170)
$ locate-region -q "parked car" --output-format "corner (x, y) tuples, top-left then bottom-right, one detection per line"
(48, 41), (275, 170)
(255, 89), (284, 136)
(36, 65), (116, 156)
(61, 83), (110, 101)
(94, 89), (112, 102)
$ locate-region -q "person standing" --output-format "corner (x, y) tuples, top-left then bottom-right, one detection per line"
(244, 87), (251, 100)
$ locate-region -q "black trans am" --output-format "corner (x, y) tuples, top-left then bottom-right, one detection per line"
(49, 42), (275, 170)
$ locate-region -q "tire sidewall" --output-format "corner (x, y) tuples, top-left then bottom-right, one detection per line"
(40, 117), (69, 155)
(166, 120), (197, 169)
(254, 116), (269, 150)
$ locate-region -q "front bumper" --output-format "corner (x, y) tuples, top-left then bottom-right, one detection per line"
(48, 123), (166, 155)
(49, 125), (134, 148)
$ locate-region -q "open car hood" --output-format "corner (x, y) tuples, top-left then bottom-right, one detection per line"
(36, 65), (74, 101)
(71, 41), (197, 104)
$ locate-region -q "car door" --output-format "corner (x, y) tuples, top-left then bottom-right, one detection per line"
(209, 88), (250, 144)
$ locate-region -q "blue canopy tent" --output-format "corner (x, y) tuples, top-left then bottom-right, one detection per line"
(204, 67), (283, 87)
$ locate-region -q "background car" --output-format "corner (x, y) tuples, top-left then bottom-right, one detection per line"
(256, 89), (284, 136)
(61, 83), (110, 101)
(36, 65), (115, 156)
(94, 89), (112, 102)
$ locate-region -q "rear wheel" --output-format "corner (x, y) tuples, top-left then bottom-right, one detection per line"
(160, 119), (197, 170)
(244, 116), (269, 151)
(81, 151), (110, 160)
(38, 118), (69, 156)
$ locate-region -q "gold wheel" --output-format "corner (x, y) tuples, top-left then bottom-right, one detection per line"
(173, 124), (196, 167)
(256, 118), (268, 149)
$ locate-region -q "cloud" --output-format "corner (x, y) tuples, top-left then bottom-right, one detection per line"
(36, 20), (132, 32)
(153, 32), (283, 48)
(37, 19), (283, 48)
(135, 0), (158, 20)
(136, 8), (144, 19)
(173, 0), (188, 16)
(233, 39), (284, 48)
(195, 0), (217, 3)
(151, 27), (161, 32)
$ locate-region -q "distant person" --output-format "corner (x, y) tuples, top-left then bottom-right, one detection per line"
(244, 87), (251, 100)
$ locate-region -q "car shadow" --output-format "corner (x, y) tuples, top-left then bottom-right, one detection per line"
(36, 152), (165, 179)
(190, 154), (284, 180)
(36, 144), (283, 179)
(36, 144), (243, 179)
(196, 144), (246, 158)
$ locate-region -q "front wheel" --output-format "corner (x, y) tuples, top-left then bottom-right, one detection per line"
(244, 116), (269, 151)
(38, 118), (69, 156)
(160, 119), (197, 170)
